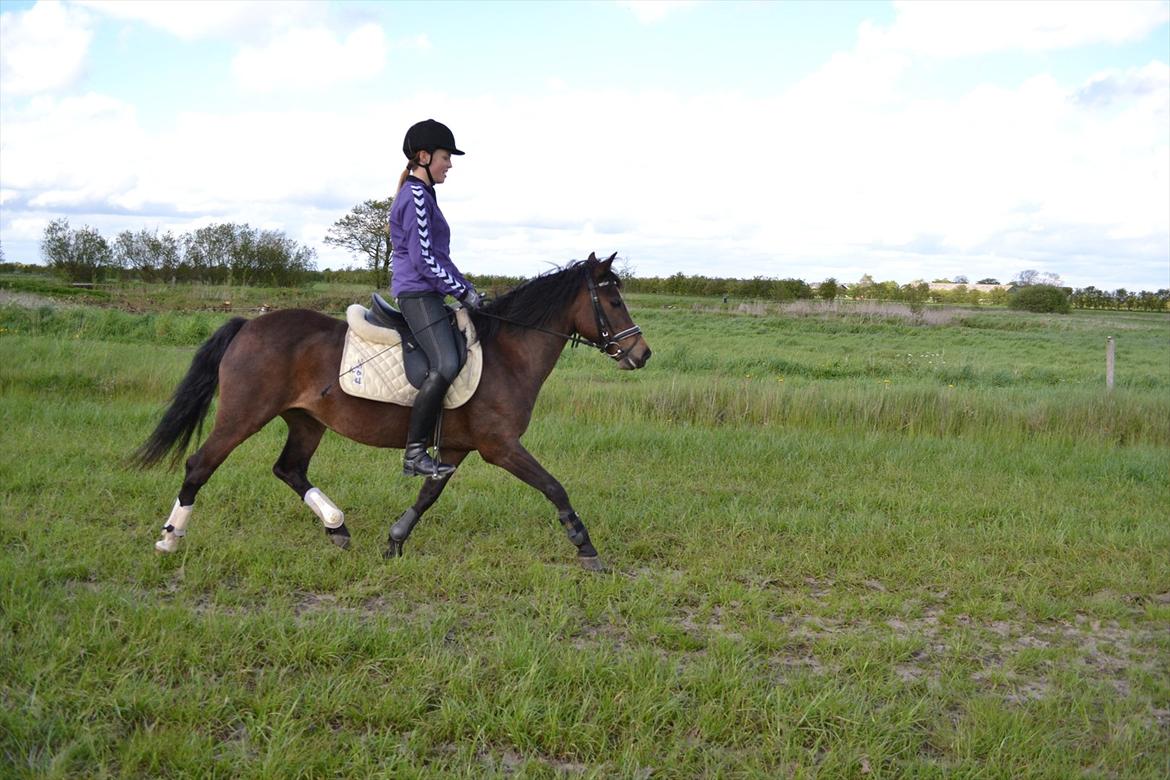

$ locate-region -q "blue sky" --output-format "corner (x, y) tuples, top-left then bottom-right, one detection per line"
(2, 0), (1168, 290)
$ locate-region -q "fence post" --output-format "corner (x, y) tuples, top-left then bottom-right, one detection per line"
(1106, 336), (1115, 391)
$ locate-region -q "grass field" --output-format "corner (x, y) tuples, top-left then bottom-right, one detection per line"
(2, 282), (1168, 778)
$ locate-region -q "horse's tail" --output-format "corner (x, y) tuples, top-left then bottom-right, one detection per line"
(134, 317), (249, 468)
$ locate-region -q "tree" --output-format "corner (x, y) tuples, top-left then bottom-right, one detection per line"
(325, 198), (394, 287)
(1014, 269), (1063, 287)
(820, 277), (839, 301)
(114, 229), (180, 282)
(1009, 285), (1071, 313)
(953, 275), (969, 284)
(853, 274), (875, 299)
(41, 218), (114, 282)
(184, 223), (238, 283)
(248, 228), (317, 286)
(901, 281), (930, 304)
(977, 277), (1000, 285)
(615, 255), (636, 281)
(775, 278), (813, 300)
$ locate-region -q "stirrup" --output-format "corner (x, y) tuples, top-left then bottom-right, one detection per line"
(403, 450), (456, 480)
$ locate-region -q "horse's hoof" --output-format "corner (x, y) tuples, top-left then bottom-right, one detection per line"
(383, 540), (404, 559)
(578, 555), (609, 573)
(325, 525), (351, 550)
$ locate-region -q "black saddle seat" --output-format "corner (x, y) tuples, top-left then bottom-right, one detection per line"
(363, 293), (469, 389)
(367, 293), (411, 333)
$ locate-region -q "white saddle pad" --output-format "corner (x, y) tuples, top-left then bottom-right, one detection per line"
(339, 304), (483, 408)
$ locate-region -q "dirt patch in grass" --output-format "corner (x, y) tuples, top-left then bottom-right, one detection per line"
(476, 746), (596, 777)
(0, 289), (79, 308)
(564, 596), (1163, 710)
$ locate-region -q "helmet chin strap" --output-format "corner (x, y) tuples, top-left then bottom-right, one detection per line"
(419, 153), (435, 187)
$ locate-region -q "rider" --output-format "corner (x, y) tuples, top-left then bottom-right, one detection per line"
(389, 119), (485, 478)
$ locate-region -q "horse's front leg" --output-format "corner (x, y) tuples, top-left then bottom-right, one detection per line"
(385, 449), (468, 559)
(479, 440), (605, 571)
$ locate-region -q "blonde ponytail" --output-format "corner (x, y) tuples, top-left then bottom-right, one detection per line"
(397, 153), (425, 191)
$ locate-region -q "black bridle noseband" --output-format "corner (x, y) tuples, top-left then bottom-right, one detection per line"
(583, 276), (643, 361)
(474, 275), (643, 361)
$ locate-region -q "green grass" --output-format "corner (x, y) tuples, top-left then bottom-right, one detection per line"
(2, 290), (1168, 778)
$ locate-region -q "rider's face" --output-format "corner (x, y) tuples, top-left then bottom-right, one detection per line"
(423, 149), (453, 184)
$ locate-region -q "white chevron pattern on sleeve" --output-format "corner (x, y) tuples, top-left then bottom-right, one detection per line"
(410, 185), (465, 296)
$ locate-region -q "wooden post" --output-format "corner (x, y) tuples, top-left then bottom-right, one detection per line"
(1106, 336), (1115, 390)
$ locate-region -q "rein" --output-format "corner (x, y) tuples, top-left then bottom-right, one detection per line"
(475, 277), (642, 360)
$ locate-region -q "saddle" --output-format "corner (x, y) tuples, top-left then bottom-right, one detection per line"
(367, 293), (469, 386)
(339, 294), (483, 408)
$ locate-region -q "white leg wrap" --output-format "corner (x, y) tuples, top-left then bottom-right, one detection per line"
(155, 499), (192, 553)
(304, 488), (345, 529)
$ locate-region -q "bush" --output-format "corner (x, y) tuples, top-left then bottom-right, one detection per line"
(1009, 285), (1071, 313)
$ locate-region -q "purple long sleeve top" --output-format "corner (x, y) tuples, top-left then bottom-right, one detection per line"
(389, 176), (474, 299)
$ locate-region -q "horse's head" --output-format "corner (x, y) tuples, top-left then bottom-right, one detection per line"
(573, 252), (652, 370)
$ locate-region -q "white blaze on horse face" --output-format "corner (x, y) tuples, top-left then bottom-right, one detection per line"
(304, 488), (345, 529)
(155, 499), (192, 553)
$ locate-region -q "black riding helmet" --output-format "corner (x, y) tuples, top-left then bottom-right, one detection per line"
(403, 119), (465, 158)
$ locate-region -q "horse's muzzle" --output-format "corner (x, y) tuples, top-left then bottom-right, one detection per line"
(618, 346), (651, 370)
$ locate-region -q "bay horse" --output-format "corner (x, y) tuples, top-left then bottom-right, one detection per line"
(136, 253), (650, 570)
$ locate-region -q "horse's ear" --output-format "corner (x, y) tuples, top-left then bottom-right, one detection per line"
(587, 252), (598, 262)
(594, 253), (615, 277)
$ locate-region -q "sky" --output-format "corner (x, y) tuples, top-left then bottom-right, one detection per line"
(1, 0), (1168, 291)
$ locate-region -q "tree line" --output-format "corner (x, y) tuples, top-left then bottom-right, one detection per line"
(1068, 287), (1169, 312)
(607, 272), (1166, 311)
(20, 203), (1169, 313)
(39, 219), (317, 286)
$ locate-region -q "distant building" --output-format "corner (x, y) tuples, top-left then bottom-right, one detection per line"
(927, 282), (1011, 294)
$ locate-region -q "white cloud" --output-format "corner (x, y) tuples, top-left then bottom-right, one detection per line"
(1075, 60), (1170, 106)
(1, 93), (145, 205)
(5, 216), (53, 241)
(619, 1), (698, 25)
(232, 23), (388, 92)
(0, 0), (92, 95)
(4, 66), (1164, 288)
(76, 0), (322, 41)
(864, 0), (1170, 58)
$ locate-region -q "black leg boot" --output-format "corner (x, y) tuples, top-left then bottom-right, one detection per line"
(403, 373), (456, 479)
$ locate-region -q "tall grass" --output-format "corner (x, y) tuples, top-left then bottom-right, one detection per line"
(553, 374), (1170, 445)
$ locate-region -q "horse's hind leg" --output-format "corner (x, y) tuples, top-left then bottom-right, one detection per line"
(385, 449), (468, 559)
(272, 410), (349, 549)
(156, 416), (272, 553)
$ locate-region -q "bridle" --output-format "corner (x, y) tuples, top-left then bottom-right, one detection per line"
(473, 274), (643, 361)
(583, 275), (643, 361)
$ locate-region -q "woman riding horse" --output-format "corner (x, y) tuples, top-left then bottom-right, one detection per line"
(391, 119), (485, 479)
(138, 253), (650, 568)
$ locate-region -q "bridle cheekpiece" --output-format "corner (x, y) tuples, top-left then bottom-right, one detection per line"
(580, 275), (642, 361)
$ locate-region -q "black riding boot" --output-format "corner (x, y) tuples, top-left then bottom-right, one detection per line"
(403, 373), (456, 479)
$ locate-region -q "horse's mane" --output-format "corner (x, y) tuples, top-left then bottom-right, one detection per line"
(470, 257), (620, 343)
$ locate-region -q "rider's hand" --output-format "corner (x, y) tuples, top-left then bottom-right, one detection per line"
(461, 288), (486, 310)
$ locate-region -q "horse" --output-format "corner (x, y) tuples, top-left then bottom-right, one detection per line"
(135, 253), (651, 570)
